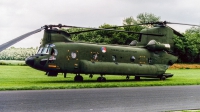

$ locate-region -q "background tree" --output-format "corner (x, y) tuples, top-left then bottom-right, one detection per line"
(184, 27), (200, 62)
(65, 13), (161, 45)
(0, 47), (37, 60)
(123, 16), (144, 44)
(137, 12), (160, 24)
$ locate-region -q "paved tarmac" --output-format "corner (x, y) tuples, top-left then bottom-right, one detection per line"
(0, 86), (200, 112)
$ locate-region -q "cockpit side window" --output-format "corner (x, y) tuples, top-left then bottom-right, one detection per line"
(49, 47), (57, 61)
(51, 48), (55, 55)
(50, 48), (58, 56)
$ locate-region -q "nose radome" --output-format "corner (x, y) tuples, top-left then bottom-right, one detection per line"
(25, 57), (35, 66)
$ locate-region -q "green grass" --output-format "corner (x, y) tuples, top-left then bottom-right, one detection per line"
(0, 65), (200, 90)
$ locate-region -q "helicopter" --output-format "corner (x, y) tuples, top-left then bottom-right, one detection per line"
(0, 21), (199, 82)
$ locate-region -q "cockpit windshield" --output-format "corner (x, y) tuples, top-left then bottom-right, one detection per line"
(36, 45), (50, 54)
(37, 48), (43, 54)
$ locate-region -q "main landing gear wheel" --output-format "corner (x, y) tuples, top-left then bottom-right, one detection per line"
(160, 76), (166, 80)
(135, 76), (140, 81)
(74, 74), (83, 82)
(97, 77), (106, 82)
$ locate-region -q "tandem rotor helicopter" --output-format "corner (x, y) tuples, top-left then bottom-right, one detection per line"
(0, 21), (199, 82)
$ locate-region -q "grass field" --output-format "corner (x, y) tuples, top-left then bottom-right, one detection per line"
(0, 65), (200, 90)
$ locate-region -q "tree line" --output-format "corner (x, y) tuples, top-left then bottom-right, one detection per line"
(0, 47), (37, 60)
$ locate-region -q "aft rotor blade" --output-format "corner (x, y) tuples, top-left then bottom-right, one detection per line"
(0, 27), (44, 52)
(170, 27), (184, 37)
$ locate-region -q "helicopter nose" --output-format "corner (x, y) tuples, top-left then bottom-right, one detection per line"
(25, 57), (35, 66)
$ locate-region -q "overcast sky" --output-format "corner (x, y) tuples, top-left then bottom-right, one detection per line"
(1, 0), (200, 48)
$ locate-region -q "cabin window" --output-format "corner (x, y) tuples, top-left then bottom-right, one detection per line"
(71, 52), (77, 59)
(112, 55), (116, 61)
(130, 56), (135, 62)
(93, 54), (98, 60)
(148, 58), (152, 64)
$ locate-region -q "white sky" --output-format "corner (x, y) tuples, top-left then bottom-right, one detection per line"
(1, 0), (200, 48)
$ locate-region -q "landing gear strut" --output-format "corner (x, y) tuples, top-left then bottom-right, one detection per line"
(64, 73), (67, 78)
(89, 74), (93, 78)
(126, 75), (130, 80)
(74, 74), (83, 82)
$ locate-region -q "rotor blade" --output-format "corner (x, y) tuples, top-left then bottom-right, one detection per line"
(49, 23), (147, 31)
(170, 27), (184, 37)
(0, 27), (44, 52)
(69, 28), (163, 36)
(48, 23), (153, 35)
(164, 24), (184, 37)
(48, 23), (163, 36)
(54, 23), (146, 29)
(165, 21), (200, 27)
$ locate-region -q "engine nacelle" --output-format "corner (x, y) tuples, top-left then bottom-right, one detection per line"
(146, 40), (170, 51)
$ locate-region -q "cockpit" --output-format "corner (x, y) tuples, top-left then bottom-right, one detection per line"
(37, 47), (50, 54)
(36, 44), (58, 55)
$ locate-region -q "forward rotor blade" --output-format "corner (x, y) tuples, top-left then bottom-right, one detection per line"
(48, 23), (154, 36)
(59, 23), (146, 29)
(0, 27), (44, 52)
(69, 28), (163, 36)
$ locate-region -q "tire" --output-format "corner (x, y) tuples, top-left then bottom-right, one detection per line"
(97, 77), (106, 82)
(160, 76), (166, 80)
(97, 77), (102, 82)
(74, 75), (83, 82)
(101, 77), (106, 82)
(135, 76), (140, 81)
